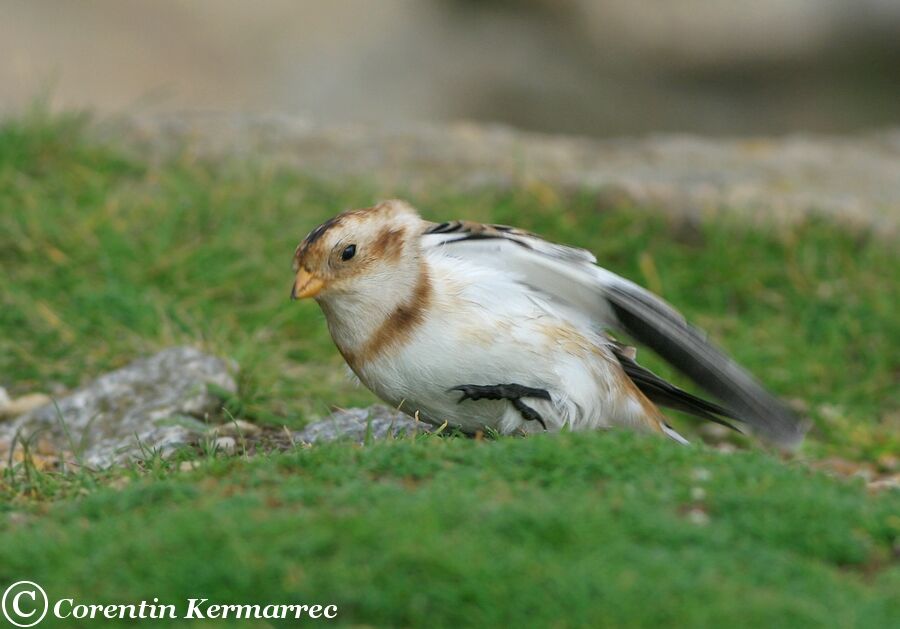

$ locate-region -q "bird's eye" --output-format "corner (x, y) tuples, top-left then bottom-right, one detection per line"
(341, 244), (357, 261)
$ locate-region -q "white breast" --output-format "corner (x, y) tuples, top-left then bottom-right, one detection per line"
(353, 250), (655, 435)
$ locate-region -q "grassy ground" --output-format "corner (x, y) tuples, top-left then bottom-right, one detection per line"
(2, 433), (899, 627)
(1, 110), (898, 626)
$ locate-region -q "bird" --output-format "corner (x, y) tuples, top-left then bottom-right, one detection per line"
(290, 199), (807, 448)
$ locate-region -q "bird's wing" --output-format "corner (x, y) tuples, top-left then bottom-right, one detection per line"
(609, 341), (740, 432)
(421, 220), (807, 448)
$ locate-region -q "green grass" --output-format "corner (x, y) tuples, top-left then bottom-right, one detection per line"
(1, 110), (898, 627)
(1, 433), (898, 627)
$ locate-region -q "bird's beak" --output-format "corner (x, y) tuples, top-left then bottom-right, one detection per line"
(291, 268), (325, 300)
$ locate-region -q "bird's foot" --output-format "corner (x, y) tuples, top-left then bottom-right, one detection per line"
(449, 383), (551, 430)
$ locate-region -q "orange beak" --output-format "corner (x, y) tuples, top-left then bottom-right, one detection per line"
(291, 268), (325, 300)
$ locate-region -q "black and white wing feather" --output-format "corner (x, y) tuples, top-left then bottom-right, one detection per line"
(422, 220), (807, 448)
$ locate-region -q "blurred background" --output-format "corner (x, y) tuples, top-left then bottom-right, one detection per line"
(4, 0), (900, 137)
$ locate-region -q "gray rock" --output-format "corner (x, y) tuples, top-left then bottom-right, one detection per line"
(112, 114), (900, 237)
(0, 347), (236, 468)
(297, 406), (432, 445)
(213, 436), (237, 455)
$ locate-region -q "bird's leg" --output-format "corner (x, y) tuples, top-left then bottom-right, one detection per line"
(449, 384), (551, 430)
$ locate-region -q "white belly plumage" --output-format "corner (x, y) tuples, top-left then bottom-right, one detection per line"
(352, 253), (659, 436)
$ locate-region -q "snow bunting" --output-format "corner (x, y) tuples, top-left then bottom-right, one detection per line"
(291, 200), (806, 447)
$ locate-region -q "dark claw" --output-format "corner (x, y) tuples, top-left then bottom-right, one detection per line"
(449, 384), (550, 403)
(511, 399), (548, 430)
(449, 383), (551, 430)
(449, 384), (500, 403)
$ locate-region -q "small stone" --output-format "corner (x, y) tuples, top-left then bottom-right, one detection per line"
(212, 419), (261, 437)
(818, 404), (844, 423)
(691, 467), (712, 482)
(817, 457), (876, 481)
(34, 438), (58, 456)
(867, 474), (900, 492)
(686, 508), (710, 526)
(214, 436), (237, 454)
(698, 423), (731, 441)
(0, 387), (10, 409)
(7, 512), (28, 527)
(179, 461), (195, 472)
(690, 486), (707, 501)
(297, 406), (432, 445)
(0, 393), (52, 419)
(27, 453), (56, 471)
(108, 476), (132, 490)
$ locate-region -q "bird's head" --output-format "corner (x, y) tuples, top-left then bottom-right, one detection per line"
(291, 199), (425, 305)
